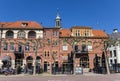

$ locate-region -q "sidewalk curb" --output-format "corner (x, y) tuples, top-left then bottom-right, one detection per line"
(0, 72), (111, 77)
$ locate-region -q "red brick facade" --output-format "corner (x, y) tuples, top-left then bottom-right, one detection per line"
(0, 21), (108, 74)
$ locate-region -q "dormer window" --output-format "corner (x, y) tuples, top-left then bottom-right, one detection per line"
(76, 30), (80, 37)
(22, 22), (28, 27)
(85, 30), (89, 36)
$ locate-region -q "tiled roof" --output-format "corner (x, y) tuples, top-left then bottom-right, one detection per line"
(92, 30), (108, 37)
(60, 29), (108, 37)
(60, 29), (71, 37)
(72, 26), (92, 29)
(0, 21), (43, 29)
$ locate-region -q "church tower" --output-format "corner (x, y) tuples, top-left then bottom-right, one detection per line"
(55, 11), (62, 28)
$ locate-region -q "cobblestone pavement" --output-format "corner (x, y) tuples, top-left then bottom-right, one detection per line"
(0, 73), (120, 81)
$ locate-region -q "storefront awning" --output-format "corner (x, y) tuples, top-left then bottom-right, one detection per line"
(2, 56), (11, 62)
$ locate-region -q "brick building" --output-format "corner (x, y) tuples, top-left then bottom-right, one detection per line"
(0, 14), (108, 74)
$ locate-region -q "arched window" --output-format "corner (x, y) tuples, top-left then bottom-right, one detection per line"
(36, 56), (41, 64)
(6, 31), (14, 38)
(17, 30), (26, 38)
(26, 56), (33, 69)
(82, 44), (87, 52)
(88, 41), (92, 51)
(80, 56), (89, 68)
(28, 31), (36, 38)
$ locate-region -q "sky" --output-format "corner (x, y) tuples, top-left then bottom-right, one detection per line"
(0, 0), (120, 34)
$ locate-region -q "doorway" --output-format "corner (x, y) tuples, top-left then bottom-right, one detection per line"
(44, 61), (48, 72)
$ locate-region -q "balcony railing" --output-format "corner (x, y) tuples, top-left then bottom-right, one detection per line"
(28, 36), (36, 38)
(75, 49), (88, 54)
(14, 50), (24, 54)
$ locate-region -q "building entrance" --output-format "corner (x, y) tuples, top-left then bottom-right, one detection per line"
(26, 56), (33, 69)
(36, 56), (41, 74)
(14, 45), (24, 68)
(44, 61), (49, 72)
(80, 55), (89, 68)
(61, 62), (73, 74)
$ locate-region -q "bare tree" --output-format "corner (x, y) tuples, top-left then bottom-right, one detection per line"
(63, 37), (82, 75)
(63, 36), (111, 75)
(93, 38), (118, 75)
(17, 37), (43, 75)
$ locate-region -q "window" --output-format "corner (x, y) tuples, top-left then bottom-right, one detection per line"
(110, 60), (113, 64)
(78, 30), (80, 36)
(44, 51), (49, 58)
(6, 31), (14, 38)
(44, 51), (47, 58)
(88, 41), (92, 51)
(22, 22), (28, 27)
(52, 40), (59, 46)
(4, 43), (8, 50)
(25, 43), (29, 51)
(47, 39), (50, 45)
(18, 30), (26, 38)
(114, 50), (116, 57)
(63, 46), (68, 51)
(76, 30), (77, 36)
(114, 59), (117, 64)
(47, 51), (49, 57)
(110, 51), (112, 57)
(10, 43), (14, 51)
(53, 31), (59, 37)
(82, 44), (87, 52)
(85, 30), (89, 36)
(28, 31), (36, 38)
(63, 40), (67, 45)
(55, 41), (59, 45)
(75, 45), (78, 52)
(18, 45), (22, 52)
(76, 30), (80, 36)
(53, 32), (55, 37)
(56, 21), (60, 27)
